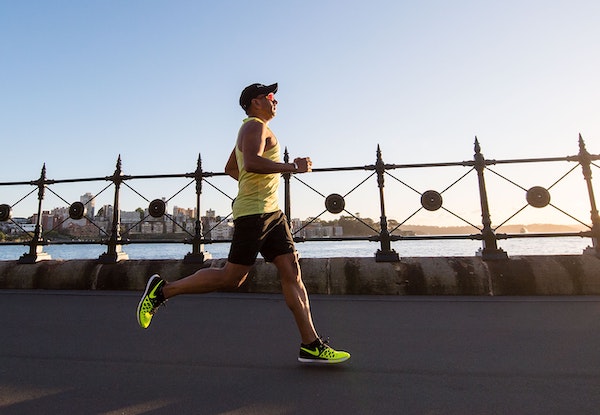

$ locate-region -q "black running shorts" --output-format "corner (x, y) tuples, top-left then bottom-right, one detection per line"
(227, 210), (295, 265)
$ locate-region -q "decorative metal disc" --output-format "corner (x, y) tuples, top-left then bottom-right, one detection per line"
(325, 193), (345, 214)
(526, 186), (551, 208)
(0, 204), (12, 222)
(68, 202), (87, 220)
(421, 190), (443, 211)
(149, 199), (166, 218)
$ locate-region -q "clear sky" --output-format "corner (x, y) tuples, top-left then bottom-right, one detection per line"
(1, 0), (598, 228)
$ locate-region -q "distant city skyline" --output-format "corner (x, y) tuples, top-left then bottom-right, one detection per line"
(0, 180), (591, 233)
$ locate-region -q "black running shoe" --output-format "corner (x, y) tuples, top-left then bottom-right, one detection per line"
(136, 274), (166, 329)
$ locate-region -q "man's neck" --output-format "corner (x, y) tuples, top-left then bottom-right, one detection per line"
(246, 112), (271, 123)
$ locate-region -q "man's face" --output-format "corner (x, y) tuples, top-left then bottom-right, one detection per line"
(254, 92), (277, 116)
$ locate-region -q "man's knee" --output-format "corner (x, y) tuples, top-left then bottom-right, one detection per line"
(274, 252), (302, 283)
(222, 262), (251, 289)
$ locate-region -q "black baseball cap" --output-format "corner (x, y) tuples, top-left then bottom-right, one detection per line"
(239, 82), (278, 110)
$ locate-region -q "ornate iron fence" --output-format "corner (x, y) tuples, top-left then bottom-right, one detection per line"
(1, 135), (598, 263)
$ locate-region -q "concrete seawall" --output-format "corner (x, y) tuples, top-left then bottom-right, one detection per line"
(1, 255), (599, 295)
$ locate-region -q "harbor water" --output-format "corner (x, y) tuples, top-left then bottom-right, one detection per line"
(0, 237), (593, 261)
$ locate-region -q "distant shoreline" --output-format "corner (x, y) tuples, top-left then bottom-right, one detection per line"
(0, 223), (589, 244)
(400, 223), (588, 235)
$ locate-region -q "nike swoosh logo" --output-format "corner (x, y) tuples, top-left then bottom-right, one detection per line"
(300, 347), (321, 357)
(148, 283), (161, 299)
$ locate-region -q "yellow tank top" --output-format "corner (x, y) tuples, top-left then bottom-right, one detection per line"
(232, 117), (281, 219)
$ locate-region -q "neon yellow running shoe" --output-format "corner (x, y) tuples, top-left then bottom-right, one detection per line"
(136, 274), (166, 329)
(298, 338), (350, 364)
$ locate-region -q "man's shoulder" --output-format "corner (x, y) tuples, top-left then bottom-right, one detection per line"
(239, 117), (270, 140)
(240, 118), (266, 132)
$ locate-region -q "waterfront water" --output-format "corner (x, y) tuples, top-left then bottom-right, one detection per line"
(0, 237), (593, 261)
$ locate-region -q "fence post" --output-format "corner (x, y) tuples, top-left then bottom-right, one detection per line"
(578, 135), (600, 256)
(99, 156), (129, 263)
(283, 147), (292, 227)
(375, 145), (400, 262)
(184, 154), (212, 263)
(473, 138), (508, 260)
(18, 164), (51, 263)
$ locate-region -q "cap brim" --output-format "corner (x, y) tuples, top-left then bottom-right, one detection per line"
(263, 83), (278, 94)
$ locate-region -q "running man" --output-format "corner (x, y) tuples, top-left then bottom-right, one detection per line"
(137, 82), (350, 364)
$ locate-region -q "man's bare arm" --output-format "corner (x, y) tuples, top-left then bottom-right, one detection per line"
(224, 149), (239, 180)
(240, 121), (299, 174)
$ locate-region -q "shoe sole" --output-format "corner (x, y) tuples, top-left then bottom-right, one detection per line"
(298, 355), (351, 364)
(136, 274), (161, 328)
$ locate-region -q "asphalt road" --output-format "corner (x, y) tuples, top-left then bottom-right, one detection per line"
(1, 291), (600, 414)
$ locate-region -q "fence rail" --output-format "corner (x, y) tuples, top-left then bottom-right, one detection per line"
(1, 135), (599, 263)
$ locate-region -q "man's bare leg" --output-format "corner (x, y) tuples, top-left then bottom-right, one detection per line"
(162, 261), (252, 299)
(272, 252), (319, 344)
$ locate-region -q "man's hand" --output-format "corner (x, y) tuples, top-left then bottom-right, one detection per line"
(294, 157), (312, 173)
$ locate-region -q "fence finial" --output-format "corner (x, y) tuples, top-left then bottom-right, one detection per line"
(579, 133), (586, 153)
(474, 136), (481, 154)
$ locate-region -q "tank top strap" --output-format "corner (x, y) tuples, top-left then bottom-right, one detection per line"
(242, 117), (266, 125)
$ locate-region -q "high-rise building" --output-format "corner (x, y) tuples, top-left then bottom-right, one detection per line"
(80, 192), (95, 218)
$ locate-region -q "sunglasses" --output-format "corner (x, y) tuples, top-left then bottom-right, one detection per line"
(264, 92), (275, 102)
